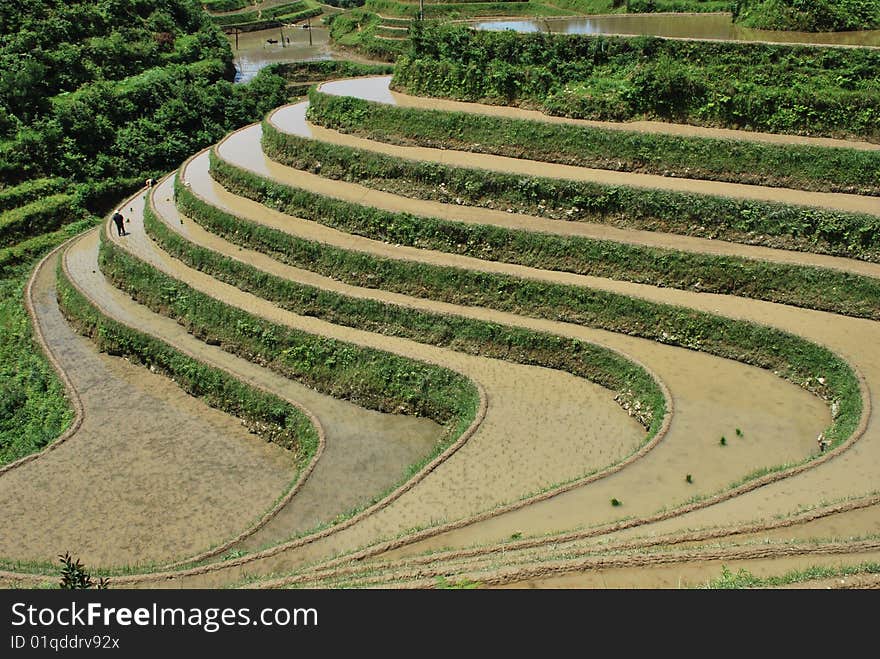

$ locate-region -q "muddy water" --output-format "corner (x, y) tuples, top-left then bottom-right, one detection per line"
(106, 111), (842, 587)
(338, 498), (880, 585)
(261, 77), (880, 563)
(229, 25), (331, 83)
(190, 126), (830, 566)
(23, 72), (873, 586)
(0, 248), (297, 568)
(473, 13), (880, 47)
(63, 215), (446, 555)
(686, 501), (880, 547)
(136, 168), (656, 558)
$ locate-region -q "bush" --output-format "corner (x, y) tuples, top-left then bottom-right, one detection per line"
(58, 552), (109, 590)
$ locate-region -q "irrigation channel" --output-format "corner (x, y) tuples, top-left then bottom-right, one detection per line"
(3, 74), (879, 589)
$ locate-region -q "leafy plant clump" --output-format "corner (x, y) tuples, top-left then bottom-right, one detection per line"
(58, 552), (109, 590)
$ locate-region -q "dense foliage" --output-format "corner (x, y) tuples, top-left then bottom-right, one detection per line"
(363, 0), (569, 19)
(201, 0), (250, 11)
(733, 0), (880, 31)
(322, 0), (367, 8)
(0, 0), (296, 466)
(394, 23), (880, 140)
(0, 7), (291, 186)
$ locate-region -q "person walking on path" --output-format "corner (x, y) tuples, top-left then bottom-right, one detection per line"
(112, 210), (127, 237)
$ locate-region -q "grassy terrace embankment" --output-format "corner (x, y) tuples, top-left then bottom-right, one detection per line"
(249, 129), (880, 318)
(149, 184), (665, 432)
(56, 251), (319, 457)
(364, 0), (571, 18)
(300, 92), (880, 264)
(0, 196), (87, 248)
(98, 224), (478, 439)
(273, 61), (395, 97)
(210, 1), (323, 31)
(393, 24), (880, 141)
(201, 154), (862, 453)
(629, 0), (733, 11)
(202, 0), (250, 10)
(0, 179), (67, 212)
(306, 89), (880, 196)
(327, 10), (409, 60)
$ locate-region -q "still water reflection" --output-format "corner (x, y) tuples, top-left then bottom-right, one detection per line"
(473, 13), (880, 47)
(229, 24), (332, 83)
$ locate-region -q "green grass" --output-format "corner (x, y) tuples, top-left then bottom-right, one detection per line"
(0, 218), (98, 276)
(0, 195), (87, 248)
(0, 259), (74, 466)
(209, 1), (323, 31)
(365, 0), (572, 19)
(536, 0), (617, 12)
(203, 0), (251, 10)
(702, 562), (880, 589)
(629, 0), (733, 12)
(733, 0), (880, 31)
(307, 89), (880, 196)
(435, 575), (482, 589)
(0, 178), (68, 212)
(301, 94), (880, 262)
(194, 159), (862, 456)
(98, 227), (477, 430)
(253, 130), (880, 320)
(327, 10), (407, 61)
(145, 192), (666, 433)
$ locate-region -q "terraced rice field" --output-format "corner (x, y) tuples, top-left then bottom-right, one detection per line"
(3, 75), (879, 589)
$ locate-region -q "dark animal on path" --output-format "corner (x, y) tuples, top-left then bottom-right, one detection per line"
(266, 38), (278, 44)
